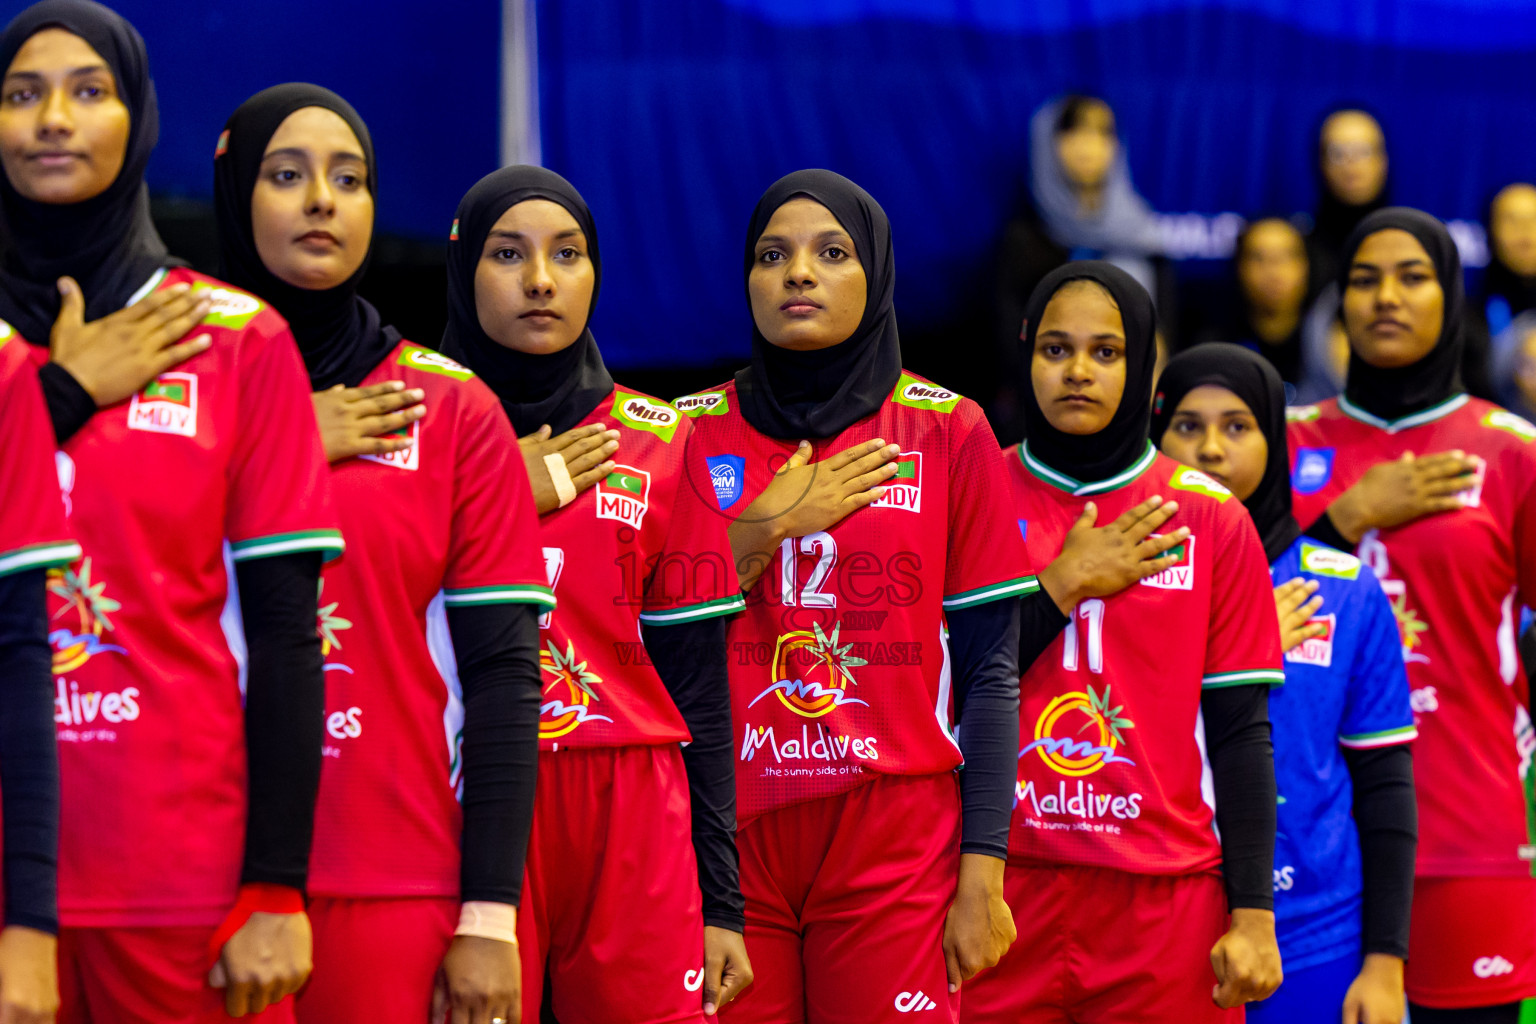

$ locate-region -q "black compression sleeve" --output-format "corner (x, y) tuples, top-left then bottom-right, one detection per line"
(235, 552), (324, 892)
(1202, 683), (1276, 911)
(1341, 743), (1417, 959)
(37, 362), (95, 445)
(1302, 510), (1353, 553)
(644, 616), (744, 932)
(1017, 588), (1070, 675)
(0, 570), (59, 933)
(948, 598), (1022, 860)
(448, 602), (542, 906)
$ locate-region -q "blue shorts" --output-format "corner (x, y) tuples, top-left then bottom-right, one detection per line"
(1246, 951), (1360, 1024)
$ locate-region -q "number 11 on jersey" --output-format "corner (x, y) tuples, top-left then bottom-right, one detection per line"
(1062, 598), (1106, 672)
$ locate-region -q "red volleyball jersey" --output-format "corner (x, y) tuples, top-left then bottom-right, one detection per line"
(677, 371), (1037, 822)
(1288, 394), (1536, 877)
(305, 341), (554, 898)
(1005, 446), (1284, 875)
(27, 267), (342, 927)
(529, 387), (744, 752)
(0, 325), (78, 578)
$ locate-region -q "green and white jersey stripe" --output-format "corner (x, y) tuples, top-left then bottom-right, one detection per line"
(442, 584), (557, 609)
(1336, 393), (1468, 434)
(1018, 441), (1158, 496)
(0, 539), (82, 578)
(637, 592), (747, 626)
(229, 529), (345, 563)
(942, 575), (1040, 610)
(1201, 668), (1286, 689)
(1338, 724), (1419, 749)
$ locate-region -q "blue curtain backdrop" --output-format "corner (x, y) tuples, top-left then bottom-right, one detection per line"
(86, 0), (502, 242)
(537, 0), (1536, 370)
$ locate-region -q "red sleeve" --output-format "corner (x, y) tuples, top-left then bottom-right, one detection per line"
(639, 421), (746, 625)
(1201, 503), (1285, 689)
(0, 342), (79, 576)
(440, 392), (554, 610)
(941, 407), (1038, 611)
(224, 324), (344, 563)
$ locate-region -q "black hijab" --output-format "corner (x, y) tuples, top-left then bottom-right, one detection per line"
(735, 169), (901, 440)
(214, 83), (395, 390)
(1020, 261), (1157, 483)
(1151, 343), (1300, 562)
(439, 166), (613, 438)
(0, 0), (171, 347)
(1339, 207), (1466, 422)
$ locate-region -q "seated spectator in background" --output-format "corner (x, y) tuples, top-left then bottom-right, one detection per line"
(993, 94), (1171, 442)
(1492, 311), (1536, 421)
(1480, 183), (1536, 336)
(1307, 108), (1389, 292)
(1197, 217), (1334, 402)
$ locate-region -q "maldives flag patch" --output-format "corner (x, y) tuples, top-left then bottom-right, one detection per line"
(358, 419), (420, 471)
(871, 451), (922, 513)
(1139, 534), (1196, 591)
(595, 465), (651, 529)
(1285, 613), (1336, 668)
(127, 372), (198, 437)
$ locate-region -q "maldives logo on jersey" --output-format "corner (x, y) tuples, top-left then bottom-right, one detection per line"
(707, 454), (745, 510)
(1138, 535), (1196, 591)
(127, 372), (198, 437)
(870, 451), (922, 514)
(1292, 447), (1335, 494)
(1021, 684), (1135, 777)
(595, 465), (651, 529)
(1285, 614), (1336, 668)
(749, 621), (870, 719)
(358, 419), (420, 471)
(47, 557), (127, 674)
(539, 638), (611, 739)
(397, 346), (475, 381)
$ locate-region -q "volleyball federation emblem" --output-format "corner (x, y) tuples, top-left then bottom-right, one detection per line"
(706, 454), (744, 510)
(1019, 685), (1136, 777)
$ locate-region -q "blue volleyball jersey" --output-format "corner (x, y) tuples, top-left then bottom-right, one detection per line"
(1269, 537), (1416, 970)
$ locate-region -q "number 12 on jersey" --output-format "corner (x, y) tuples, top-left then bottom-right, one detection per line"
(1062, 598), (1106, 673)
(780, 531), (837, 608)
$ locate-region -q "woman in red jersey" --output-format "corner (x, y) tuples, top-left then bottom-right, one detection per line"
(963, 262), (1285, 1024)
(674, 169), (1034, 1024)
(1288, 207), (1536, 1024)
(212, 86), (553, 1024)
(440, 165), (753, 1024)
(0, 2), (341, 1020)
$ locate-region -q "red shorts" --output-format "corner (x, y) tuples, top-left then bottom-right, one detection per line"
(1407, 875), (1536, 1008)
(719, 772), (962, 1024)
(59, 926), (296, 1024)
(294, 897), (457, 1024)
(519, 744), (706, 1024)
(961, 864), (1242, 1024)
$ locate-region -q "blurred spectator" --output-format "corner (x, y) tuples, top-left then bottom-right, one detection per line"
(1308, 108), (1390, 291)
(1492, 311), (1536, 420)
(1480, 182), (1536, 336)
(1196, 217), (1327, 401)
(991, 94), (1172, 441)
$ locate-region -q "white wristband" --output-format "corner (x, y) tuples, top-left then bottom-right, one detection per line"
(543, 452), (577, 507)
(455, 901), (519, 944)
